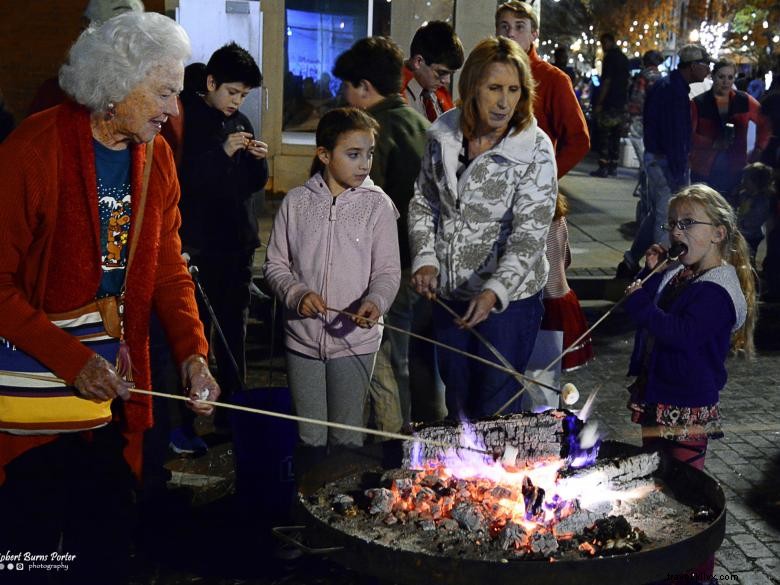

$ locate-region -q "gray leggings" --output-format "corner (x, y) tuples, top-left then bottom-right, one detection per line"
(286, 351), (376, 447)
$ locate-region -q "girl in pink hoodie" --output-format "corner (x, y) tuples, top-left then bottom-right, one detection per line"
(263, 108), (401, 450)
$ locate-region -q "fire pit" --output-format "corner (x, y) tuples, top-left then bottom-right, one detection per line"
(286, 412), (725, 585)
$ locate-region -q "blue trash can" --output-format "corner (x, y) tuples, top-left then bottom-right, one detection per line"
(230, 386), (297, 528)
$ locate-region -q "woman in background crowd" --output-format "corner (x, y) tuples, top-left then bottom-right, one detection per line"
(690, 59), (770, 203)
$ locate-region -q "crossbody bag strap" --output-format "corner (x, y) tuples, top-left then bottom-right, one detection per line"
(125, 139), (154, 277)
(115, 139), (154, 381)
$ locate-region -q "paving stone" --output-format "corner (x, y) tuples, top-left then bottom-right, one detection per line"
(731, 534), (776, 558)
(756, 556), (780, 575)
(733, 570), (776, 585)
(725, 514), (748, 534)
(743, 435), (778, 450)
(732, 464), (767, 484)
(717, 546), (754, 572)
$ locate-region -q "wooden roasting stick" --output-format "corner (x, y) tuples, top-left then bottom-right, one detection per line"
(493, 243), (688, 416)
(0, 370), (492, 456)
(5, 370), (777, 438)
(426, 297), (578, 413)
(325, 306), (563, 395)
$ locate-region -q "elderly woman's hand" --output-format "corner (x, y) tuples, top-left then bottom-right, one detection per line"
(223, 131), (255, 158)
(459, 290), (498, 328)
(411, 266), (438, 299)
(73, 354), (132, 402)
(181, 355), (221, 416)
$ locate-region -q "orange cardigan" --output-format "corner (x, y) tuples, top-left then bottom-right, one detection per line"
(0, 103), (208, 480)
(528, 45), (590, 178)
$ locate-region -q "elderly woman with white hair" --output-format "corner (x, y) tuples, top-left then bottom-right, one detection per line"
(0, 12), (216, 582)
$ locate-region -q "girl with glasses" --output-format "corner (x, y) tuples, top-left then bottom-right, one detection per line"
(623, 184), (757, 584)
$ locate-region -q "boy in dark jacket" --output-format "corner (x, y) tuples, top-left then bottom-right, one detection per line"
(334, 36), (443, 430)
(178, 42), (268, 426)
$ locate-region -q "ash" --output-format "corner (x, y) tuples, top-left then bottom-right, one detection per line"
(303, 461), (710, 563)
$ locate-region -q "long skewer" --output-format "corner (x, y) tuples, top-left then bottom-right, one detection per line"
(325, 306), (562, 395)
(0, 370), (492, 456)
(493, 244), (687, 416)
(432, 296), (561, 409)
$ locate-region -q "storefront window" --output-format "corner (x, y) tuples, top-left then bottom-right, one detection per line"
(283, 0), (380, 134)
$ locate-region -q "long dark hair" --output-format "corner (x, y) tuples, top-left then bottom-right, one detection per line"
(309, 107), (379, 177)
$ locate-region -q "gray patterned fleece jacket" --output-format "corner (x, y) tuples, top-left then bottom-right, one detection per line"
(408, 108), (558, 311)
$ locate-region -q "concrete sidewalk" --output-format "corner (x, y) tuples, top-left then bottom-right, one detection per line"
(562, 155), (640, 277)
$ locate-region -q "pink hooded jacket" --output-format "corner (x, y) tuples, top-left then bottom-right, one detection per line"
(263, 174), (401, 359)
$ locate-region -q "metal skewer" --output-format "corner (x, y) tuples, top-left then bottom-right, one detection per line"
(0, 370), (493, 456)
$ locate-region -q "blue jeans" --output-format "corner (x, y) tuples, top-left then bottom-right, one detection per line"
(434, 292), (544, 419)
(627, 153), (688, 266)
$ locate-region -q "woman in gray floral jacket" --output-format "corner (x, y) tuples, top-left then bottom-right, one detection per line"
(409, 36), (558, 419)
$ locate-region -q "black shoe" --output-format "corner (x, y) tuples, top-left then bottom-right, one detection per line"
(590, 166), (610, 178)
(607, 163), (618, 176)
(615, 260), (638, 279)
(619, 221), (638, 237)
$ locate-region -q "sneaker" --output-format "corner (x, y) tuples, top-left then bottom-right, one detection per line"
(615, 260), (638, 280)
(589, 166), (610, 178)
(169, 426), (208, 456)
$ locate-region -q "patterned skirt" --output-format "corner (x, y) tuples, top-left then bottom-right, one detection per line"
(627, 382), (724, 441)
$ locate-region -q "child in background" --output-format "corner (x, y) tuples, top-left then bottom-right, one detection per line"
(624, 184), (756, 585)
(735, 162), (776, 265)
(524, 193), (593, 410)
(177, 42), (268, 433)
(263, 108), (401, 459)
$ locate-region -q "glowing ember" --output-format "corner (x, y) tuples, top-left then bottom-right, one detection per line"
(364, 417), (652, 555)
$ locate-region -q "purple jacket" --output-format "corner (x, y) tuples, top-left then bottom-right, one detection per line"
(624, 263), (747, 408)
(263, 174), (401, 359)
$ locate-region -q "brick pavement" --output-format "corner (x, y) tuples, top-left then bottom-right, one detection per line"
(568, 302), (780, 585)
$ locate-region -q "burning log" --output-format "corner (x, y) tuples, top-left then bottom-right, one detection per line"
(331, 494), (358, 516)
(554, 506), (601, 537)
(557, 452), (660, 493)
(404, 412), (581, 469)
(529, 531), (559, 556)
(521, 476), (546, 520)
(365, 488), (395, 516)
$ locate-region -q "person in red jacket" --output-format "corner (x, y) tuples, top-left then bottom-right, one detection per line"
(690, 59), (771, 204)
(495, 1), (592, 410)
(0, 13), (217, 583)
(495, 0), (590, 178)
(401, 21), (464, 122)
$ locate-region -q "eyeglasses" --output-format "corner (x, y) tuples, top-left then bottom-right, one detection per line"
(662, 218), (714, 232)
(423, 60), (455, 81)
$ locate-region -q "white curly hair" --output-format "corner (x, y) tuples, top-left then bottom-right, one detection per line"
(59, 11), (191, 113)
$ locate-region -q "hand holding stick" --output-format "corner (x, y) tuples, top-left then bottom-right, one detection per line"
(324, 305), (571, 401)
